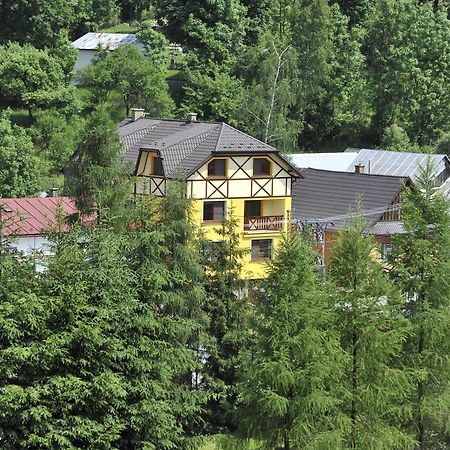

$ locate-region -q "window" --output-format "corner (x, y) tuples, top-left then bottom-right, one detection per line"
(381, 243), (393, 261)
(203, 201), (226, 223)
(244, 200), (261, 218)
(207, 159), (227, 177)
(152, 156), (164, 176)
(253, 158), (271, 176)
(251, 239), (273, 261)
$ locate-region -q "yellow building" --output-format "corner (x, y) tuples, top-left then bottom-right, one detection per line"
(120, 110), (300, 279)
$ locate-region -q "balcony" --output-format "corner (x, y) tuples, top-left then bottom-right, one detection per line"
(244, 215), (284, 232)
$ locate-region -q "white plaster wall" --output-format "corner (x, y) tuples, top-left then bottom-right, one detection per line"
(75, 50), (97, 72)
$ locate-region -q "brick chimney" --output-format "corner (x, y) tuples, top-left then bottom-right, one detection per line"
(354, 164), (365, 174)
(131, 108), (145, 121)
(187, 112), (197, 123)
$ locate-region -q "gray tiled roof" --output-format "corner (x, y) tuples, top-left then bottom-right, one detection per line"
(345, 148), (449, 180)
(292, 168), (408, 230)
(119, 117), (278, 178)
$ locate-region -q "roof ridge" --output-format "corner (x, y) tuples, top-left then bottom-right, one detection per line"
(214, 122), (226, 152)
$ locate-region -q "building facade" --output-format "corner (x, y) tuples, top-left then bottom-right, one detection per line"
(120, 112), (300, 279)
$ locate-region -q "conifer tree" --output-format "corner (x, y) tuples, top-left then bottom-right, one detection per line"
(65, 106), (130, 222)
(237, 232), (346, 449)
(391, 162), (450, 449)
(328, 218), (416, 449)
(153, 181), (209, 443)
(200, 210), (252, 434)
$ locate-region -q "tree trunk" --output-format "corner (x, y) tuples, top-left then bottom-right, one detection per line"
(28, 106), (33, 122)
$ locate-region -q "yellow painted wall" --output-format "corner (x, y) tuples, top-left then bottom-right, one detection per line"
(192, 197), (292, 279)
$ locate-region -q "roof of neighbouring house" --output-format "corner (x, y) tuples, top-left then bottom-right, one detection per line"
(0, 197), (84, 237)
(72, 32), (142, 50)
(119, 117), (299, 178)
(291, 168), (409, 230)
(287, 152), (358, 171)
(345, 148), (449, 180)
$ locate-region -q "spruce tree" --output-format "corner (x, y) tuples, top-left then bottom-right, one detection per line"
(65, 106), (130, 222)
(328, 218), (416, 449)
(237, 232), (346, 449)
(391, 162), (450, 449)
(128, 185), (208, 448)
(200, 210), (252, 434)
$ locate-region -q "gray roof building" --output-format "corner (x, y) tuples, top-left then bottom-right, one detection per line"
(119, 115), (286, 178)
(72, 32), (143, 50)
(345, 148), (450, 183)
(292, 168), (410, 232)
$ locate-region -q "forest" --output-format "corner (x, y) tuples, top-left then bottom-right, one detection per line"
(1, 0), (450, 449)
(3, 0), (450, 196)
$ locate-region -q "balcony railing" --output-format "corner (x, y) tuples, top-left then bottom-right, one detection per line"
(244, 215), (284, 232)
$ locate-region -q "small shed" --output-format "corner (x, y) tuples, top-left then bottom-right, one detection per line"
(71, 32), (144, 72)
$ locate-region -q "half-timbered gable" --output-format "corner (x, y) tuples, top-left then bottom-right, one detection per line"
(187, 154), (296, 200)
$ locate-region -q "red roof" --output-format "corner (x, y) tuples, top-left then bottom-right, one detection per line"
(0, 197), (83, 237)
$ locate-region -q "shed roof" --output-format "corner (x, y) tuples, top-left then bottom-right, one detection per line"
(72, 32), (142, 50)
(119, 117), (296, 178)
(292, 168), (408, 230)
(345, 148), (448, 180)
(0, 197), (82, 237)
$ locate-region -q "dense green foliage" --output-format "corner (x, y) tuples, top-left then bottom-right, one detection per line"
(79, 45), (174, 116)
(329, 220), (416, 449)
(200, 212), (251, 434)
(391, 163), (450, 449)
(238, 232), (347, 449)
(2, 1), (450, 448)
(0, 111), (43, 197)
(64, 107), (130, 219)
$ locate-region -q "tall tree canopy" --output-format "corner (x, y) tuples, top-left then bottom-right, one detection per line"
(0, 42), (77, 120)
(238, 233), (346, 449)
(329, 218), (416, 449)
(0, 111), (43, 197)
(391, 163), (450, 449)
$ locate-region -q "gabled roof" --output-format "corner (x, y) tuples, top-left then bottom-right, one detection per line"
(0, 197), (82, 237)
(345, 148), (449, 180)
(119, 117), (291, 178)
(292, 168), (409, 230)
(72, 32), (142, 50)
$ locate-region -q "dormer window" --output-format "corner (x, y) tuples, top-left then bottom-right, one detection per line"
(253, 158), (271, 176)
(207, 158), (227, 177)
(152, 156), (164, 176)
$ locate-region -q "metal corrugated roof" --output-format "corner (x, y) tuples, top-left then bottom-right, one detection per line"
(72, 32), (142, 50)
(346, 148), (448, 180)
(287, 152), (358, 171)
(292, 169), (408, 230)
(0, 197), (81, 237)
(119, 118), (281, 178)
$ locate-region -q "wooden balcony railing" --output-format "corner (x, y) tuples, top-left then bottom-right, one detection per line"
(244, 215), (284, 232)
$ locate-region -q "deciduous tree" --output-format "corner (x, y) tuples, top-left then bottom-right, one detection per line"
(0, 111), (43, 197)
